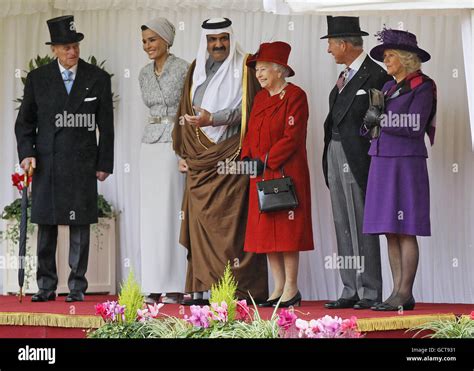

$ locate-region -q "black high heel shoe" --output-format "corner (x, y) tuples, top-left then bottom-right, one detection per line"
(275, 291), (302, 308)
(258, 296), (281, 307)
(372, 296), (415, 311)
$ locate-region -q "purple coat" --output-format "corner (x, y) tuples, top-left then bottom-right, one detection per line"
(368, 79), (435, 157)
(362, 77), (436, 236)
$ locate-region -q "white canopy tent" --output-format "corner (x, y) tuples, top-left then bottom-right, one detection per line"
(1, 0), (473, 303)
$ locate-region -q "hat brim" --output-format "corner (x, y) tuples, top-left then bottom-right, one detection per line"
(370, 43), (431, 63)
(45, 33), (84, 45)
(246, 56), (295, 77)
(320, 31), (369, 39)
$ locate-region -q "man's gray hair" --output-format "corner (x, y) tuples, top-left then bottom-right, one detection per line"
(272, 63), (290, 78)
(336, 36), (363, 48)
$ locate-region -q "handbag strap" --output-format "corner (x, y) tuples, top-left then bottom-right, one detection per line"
(261, 153), (285, 181)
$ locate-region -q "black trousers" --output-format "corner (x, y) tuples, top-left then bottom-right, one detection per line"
(36, 224), (90, 293)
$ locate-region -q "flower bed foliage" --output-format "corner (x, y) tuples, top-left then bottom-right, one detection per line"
(409, 312), (474, 338)
(88, 262), (362, 339)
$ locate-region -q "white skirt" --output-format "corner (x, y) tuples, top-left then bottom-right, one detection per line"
(140, 142), (187, 293)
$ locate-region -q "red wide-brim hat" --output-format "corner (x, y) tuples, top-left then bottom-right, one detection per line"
(246, 41), (295, 77)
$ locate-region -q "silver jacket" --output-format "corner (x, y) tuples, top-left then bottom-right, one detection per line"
(139, 54), (189, 143)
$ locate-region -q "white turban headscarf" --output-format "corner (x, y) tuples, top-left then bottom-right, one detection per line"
(192, 18), (246, 143)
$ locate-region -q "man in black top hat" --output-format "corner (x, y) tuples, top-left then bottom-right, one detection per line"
(15, 15), (114, 302)
(321, 16), (391, 310)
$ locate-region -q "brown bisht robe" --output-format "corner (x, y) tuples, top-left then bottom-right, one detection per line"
(172, 56), (268, 301)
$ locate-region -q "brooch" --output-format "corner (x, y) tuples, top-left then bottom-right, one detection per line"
(279, 89), (286, 100)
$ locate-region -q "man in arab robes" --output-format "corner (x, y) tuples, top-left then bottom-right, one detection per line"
(172, 17), (268, 305)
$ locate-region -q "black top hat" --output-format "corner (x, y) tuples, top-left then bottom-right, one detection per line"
(320, 16), (369, 39)
(45, 15), (84, 45)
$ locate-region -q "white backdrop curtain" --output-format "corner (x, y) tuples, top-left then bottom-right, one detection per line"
(1, 1), (473, 303)
(461, 9), (474, 150)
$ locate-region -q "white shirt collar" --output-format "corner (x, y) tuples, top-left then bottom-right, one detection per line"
(347, 51), (367, 72)
(58, 59), (78, 79)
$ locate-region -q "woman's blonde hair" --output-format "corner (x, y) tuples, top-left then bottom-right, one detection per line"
(391, 49), (422, 74)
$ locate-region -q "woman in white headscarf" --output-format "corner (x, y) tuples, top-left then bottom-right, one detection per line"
(139, 17), (189, 304)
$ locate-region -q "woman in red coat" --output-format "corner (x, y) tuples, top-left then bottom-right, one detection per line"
(242, 42), (314, 307)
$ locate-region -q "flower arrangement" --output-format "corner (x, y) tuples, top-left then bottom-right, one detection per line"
(278, 311), (361, 338)
(408, 311), (474, 338)
(89, 262), (362, 339)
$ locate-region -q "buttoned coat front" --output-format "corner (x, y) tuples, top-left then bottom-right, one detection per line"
(241, 83), (314, 253)
(15, 58), (114, 225)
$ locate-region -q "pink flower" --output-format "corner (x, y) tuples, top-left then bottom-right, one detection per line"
(341, 316), (358, 331)
(184, 305), (214, 328)
(277, 309), (297, 330)
(236, 300), (251, 322)
(95, 303), (109, 321)
(211, 301), (228, 323)
(95, 301), (126, 322)
(108, 301), (126, 322)
(295, 319), (317, 338)
(293, 315), (361, 338)
(470, 311), (474, 320)
(138, 303), (165, 322)
(137, 307), (149, 322)
(317, 315), (342, 334)
(148, 303), (165, 318)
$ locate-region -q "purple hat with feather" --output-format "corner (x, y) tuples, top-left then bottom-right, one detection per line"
(370, 27), (431, 63)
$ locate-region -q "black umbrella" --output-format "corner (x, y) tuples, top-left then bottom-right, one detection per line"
(18, 164), (33, 303)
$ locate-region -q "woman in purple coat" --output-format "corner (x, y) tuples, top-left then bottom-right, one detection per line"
(361, 28), (437, 311)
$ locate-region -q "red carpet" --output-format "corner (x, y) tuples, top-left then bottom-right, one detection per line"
(0, 294), (472, 338)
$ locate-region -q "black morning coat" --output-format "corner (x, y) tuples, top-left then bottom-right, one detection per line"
(322, 55), (392, 191)
(15, 58), (114, 225)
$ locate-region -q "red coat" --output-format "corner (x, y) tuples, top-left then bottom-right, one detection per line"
(241, 83), (314, 253)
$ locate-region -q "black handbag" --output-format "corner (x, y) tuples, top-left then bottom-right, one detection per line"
(256, 153), (299, 213)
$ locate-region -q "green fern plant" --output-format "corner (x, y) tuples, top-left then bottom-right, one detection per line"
(409, 315), (474, 338)
(118, 270), (144, 324)
(209, 261), (238, 321)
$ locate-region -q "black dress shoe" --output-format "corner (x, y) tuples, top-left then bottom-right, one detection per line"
(324, 298), (358, 309)
(258, 296), (281, 307)
(275, 291), (301, 308)
(372, 296), (416, 311)
(353, 299), (380, 310)
(66, 292), (84, 302)
(31, 290), (56, 302)
(180, 298), (209, 306)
